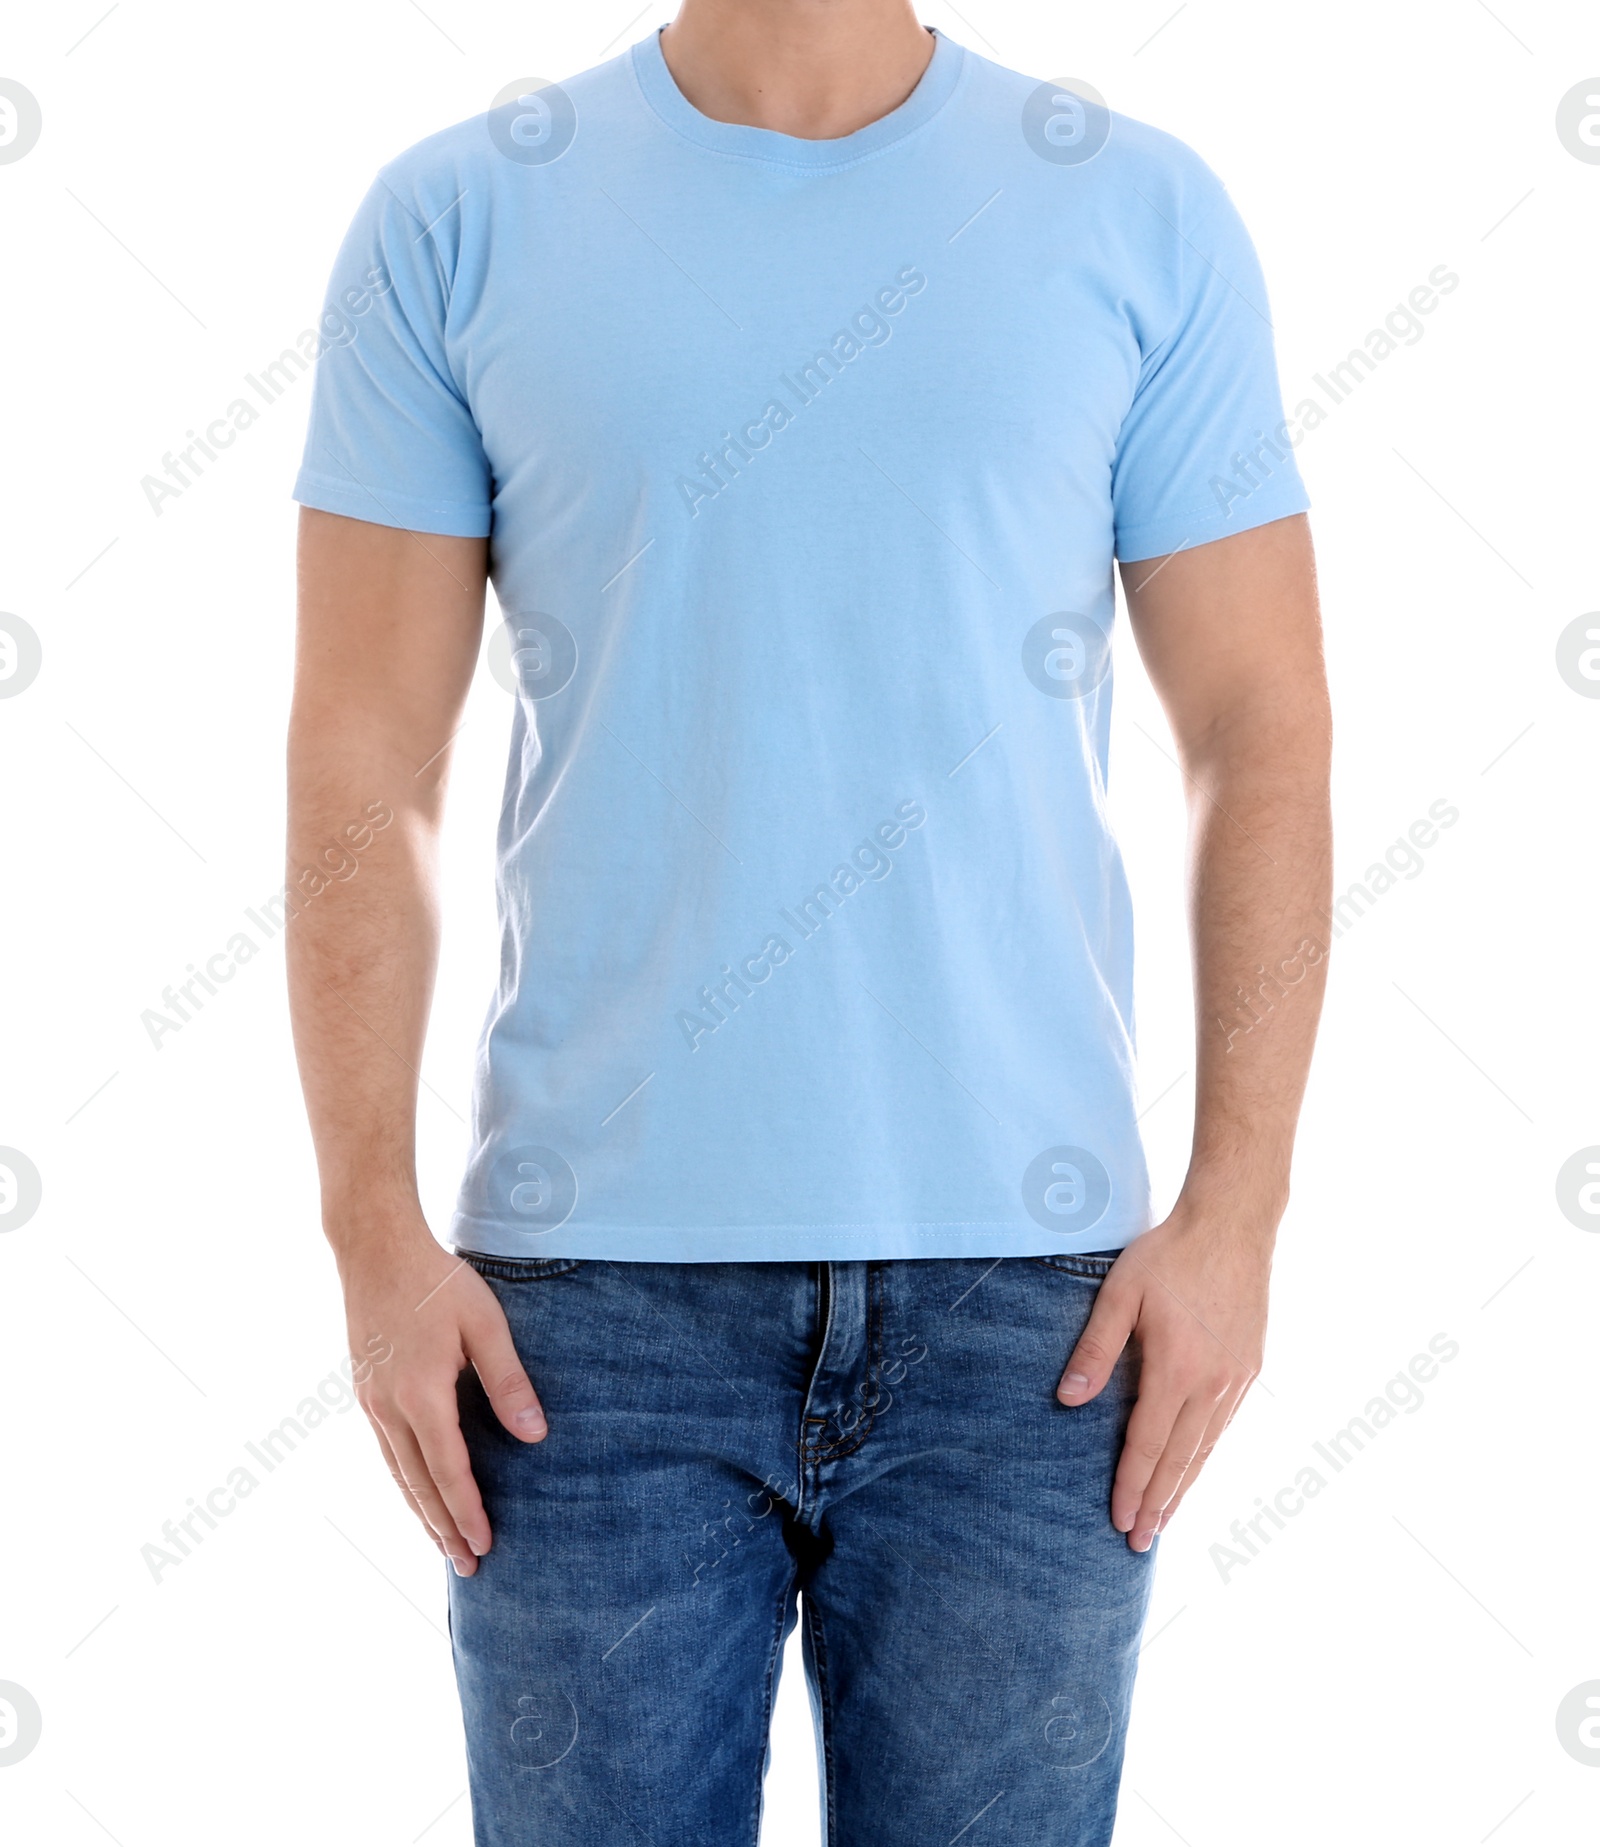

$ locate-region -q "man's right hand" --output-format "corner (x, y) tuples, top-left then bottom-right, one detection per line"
(340, 1231), (547, 1576)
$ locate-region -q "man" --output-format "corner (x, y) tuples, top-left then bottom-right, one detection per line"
(287, 2), (1330, 1841)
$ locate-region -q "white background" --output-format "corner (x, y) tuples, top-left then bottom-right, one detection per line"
(2, 1), (1597, 1842)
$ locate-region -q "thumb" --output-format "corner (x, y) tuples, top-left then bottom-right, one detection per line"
(1057, 1277), (1139, 1405)
(465, 1307), (548, 1441)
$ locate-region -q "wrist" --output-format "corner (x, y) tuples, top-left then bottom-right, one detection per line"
(1166, 1176), (1287, 1249)
(321, 1188), (437, 1275)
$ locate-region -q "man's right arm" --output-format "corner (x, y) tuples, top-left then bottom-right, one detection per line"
(287, 507), (545, 1579)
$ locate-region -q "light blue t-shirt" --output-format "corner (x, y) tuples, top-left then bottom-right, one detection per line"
(294, 30), (1308, 1262)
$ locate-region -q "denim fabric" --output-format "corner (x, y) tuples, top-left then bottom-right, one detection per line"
(449, 1255), (1153, 1845)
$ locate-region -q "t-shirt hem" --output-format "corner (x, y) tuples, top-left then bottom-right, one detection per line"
(449, 1215), (1144, 1263)
(1115, 476), (1310, 563)
(293, 468), (492, 539)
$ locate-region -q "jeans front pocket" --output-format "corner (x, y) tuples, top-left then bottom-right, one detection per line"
(1033, 1249), (1123, 1281)
(457, 1250), (584, 1284)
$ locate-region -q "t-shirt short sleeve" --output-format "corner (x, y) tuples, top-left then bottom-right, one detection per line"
(1111, 177), (1308, 563)
(293, 172), (492, 538)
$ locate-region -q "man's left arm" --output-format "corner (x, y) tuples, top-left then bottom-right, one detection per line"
(1056, 512), (1332, 1552)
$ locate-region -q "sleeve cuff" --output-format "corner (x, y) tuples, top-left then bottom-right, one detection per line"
(1115, 472), (1310, 564)
(292, 467), (492, 539)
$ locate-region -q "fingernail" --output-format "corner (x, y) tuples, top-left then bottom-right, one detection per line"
(1114, 1510), (1135, 1533)
(514, 1409), (547, 1436)
(1134, 1530), (1156, 1552)
(450, 1555), (473, 1577)
(469, 1536), (490, 1557)
(1064, 1373), (1090, 1390)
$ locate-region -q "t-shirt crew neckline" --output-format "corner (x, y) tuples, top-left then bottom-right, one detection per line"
(630, 25), (965, 168)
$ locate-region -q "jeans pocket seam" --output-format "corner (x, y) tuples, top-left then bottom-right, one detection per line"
(459, 1253), (584, 1282)
(1033, 1254), (1119, 1280)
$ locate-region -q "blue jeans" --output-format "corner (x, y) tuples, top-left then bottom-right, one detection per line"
(449, 1254), (1153, 1846)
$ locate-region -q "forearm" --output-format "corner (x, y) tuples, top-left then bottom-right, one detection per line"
(287, 510), (486, 1270)
(285, 726), (444, 1260)
(1178, 715), (1332, 1235)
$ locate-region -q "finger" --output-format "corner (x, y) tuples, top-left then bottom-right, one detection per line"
(1056, 1277), (1139, 1405)
(1126, 1395), (1218, 1551)
(377, 1414), (479, 1574)
(367, 1418), (447, 1556)
(1154, 1399), (1235, 1535)
(1156, 1380), (1252, 1533)
(1110, 1385), (1183, 1533)
(410, 1408), (494, 1563)
(464, 1304), (547, 1442)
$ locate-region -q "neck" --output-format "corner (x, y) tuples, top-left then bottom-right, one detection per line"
(659, 1), (934, 140)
